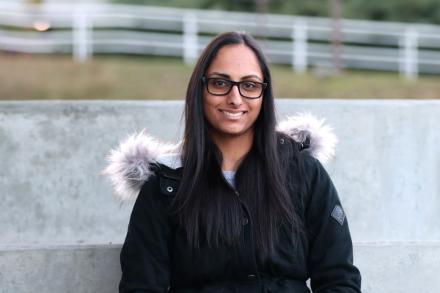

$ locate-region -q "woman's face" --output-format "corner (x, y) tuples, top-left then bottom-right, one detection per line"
(203, 44), (264, 141)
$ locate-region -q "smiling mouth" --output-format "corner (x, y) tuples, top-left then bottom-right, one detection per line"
(220, 110), (246, 118)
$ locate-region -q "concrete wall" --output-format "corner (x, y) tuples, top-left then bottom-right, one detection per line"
(1, 101), (183, 245)
(1, 100), (439, 292)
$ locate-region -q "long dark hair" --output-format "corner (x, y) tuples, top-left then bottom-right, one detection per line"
(173, 32), (303, 256)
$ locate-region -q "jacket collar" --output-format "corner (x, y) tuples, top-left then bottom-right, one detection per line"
(103, 113), (337, 201)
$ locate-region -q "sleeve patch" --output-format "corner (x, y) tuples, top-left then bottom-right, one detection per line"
(331, 205), (345, 226)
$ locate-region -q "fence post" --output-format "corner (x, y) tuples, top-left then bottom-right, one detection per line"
(399, 27), (419, 80)
(73, 5), (92, 63)
(292, 18), (308, 73)
(183, 12), (198, 65)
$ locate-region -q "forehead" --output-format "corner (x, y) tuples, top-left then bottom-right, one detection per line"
(206, 44), (263, 79)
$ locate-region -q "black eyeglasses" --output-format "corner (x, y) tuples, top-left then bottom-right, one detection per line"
(202, 77), (267, 99)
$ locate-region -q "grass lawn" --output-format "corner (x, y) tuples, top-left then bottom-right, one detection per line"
(1, 53), (440, 100)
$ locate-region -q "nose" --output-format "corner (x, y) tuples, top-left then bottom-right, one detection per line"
(226, 84), (243, 106)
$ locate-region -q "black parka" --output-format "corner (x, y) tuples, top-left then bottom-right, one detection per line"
(118, 136), (362, 293)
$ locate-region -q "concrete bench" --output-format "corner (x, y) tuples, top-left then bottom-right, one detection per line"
(1, 243), (439, 293)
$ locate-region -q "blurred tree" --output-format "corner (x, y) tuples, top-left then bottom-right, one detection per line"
(110, 0), (255, 10)
(111, 0), (440, 24)
(273, 0), (329, 17)
(344, 0), (440, 24)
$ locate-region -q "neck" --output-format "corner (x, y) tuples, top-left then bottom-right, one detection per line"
(210, 130), (254, 171)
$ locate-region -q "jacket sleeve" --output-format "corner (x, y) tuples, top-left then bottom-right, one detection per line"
(304, 156), (362, 293)
(119, 174), (171, 293)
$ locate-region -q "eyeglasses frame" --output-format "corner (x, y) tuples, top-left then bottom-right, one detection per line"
(202, 76), (268, 99)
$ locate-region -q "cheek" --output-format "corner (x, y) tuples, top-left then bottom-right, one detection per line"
(250, 100), (263, 120)
(203, 95), (218, 121)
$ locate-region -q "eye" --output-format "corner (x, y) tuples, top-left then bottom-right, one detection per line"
(241, 81), (258, 91)
(210, 78), (228, 88)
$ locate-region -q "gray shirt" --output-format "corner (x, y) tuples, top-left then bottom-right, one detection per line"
(222, 170), (236, 188)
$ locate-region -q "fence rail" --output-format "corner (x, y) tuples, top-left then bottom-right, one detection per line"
(1, 3), (440, 78)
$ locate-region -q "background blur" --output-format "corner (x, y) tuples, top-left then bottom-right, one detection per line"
(1, 1), (440, 293)
(1, 0), (440, 100)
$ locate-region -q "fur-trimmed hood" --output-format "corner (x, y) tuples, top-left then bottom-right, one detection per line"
(103, 113), (337, 201)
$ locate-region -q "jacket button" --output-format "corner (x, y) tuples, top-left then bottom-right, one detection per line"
(280, 138), (285, 144)
(166, 186), (173, 193)
(247, 274), (256, 280)
(242, 217), (249, 225)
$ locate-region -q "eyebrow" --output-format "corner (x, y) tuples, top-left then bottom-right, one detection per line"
(208, 72), (263, 81)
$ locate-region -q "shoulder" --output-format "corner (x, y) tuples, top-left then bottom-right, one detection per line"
(151, 161), (182, 198)
(276, 131), (337, 203)
(275, 112), (339, 191)
(276, 131), (327, 173)
(300, 153), (331, 192)
(127, 163), (182, 221)
(276, 112), (337, 164)
(102, 130), (182, 201)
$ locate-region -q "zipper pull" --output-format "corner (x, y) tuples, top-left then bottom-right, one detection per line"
(234, 190), (240, 197)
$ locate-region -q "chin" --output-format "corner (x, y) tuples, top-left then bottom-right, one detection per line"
(217, 126), (252, 137)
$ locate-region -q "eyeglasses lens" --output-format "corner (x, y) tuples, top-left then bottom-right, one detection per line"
(207, 78), (263, 99)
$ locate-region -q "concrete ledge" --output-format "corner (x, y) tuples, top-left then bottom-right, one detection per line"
(1, 242), (439, 293)
(0, 244), (121, 293)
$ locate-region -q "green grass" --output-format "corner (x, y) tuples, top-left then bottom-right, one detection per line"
(1, 53), (440, 100)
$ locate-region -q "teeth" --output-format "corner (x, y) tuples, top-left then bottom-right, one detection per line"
(223, 111), (243, 117)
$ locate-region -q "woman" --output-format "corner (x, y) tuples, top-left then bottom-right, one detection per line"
(104, 32), (361, 292)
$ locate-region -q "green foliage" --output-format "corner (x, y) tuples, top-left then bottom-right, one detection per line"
(111, 0), (440, 24)
(344, 0), (440, 24)
(114, 0), (256, 11)
(279, 0), (329, 17)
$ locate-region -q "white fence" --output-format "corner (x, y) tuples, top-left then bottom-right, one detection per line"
(1, 3), (440, 79)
